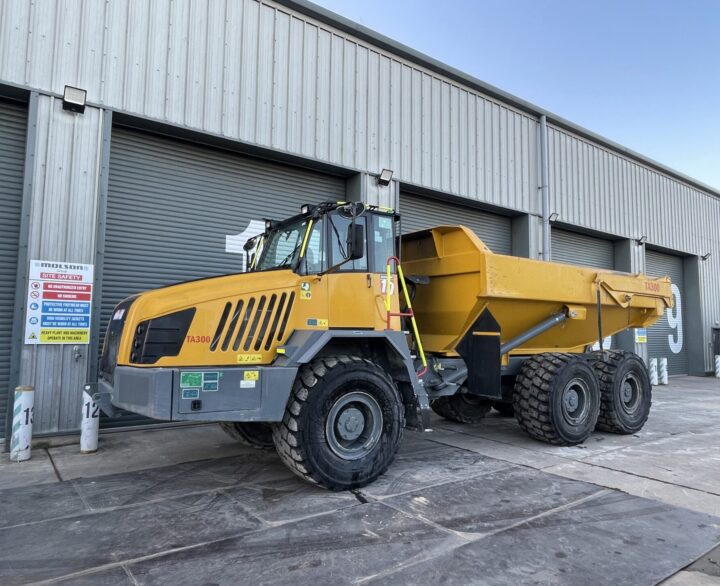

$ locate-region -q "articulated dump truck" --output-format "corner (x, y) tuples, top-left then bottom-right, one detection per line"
(96, 201), (672, 490)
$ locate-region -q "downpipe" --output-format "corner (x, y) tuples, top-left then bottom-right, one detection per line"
(539, 114), (551, 261)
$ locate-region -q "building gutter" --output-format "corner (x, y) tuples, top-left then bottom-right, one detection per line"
(539, 115), (551, 261)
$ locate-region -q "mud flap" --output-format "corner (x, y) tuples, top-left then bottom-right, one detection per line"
(455, 308), (502, 399)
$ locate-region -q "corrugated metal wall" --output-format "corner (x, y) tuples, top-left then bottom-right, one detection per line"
(18, 95), (103, 434)
(399, 193), (512, 255)
(0, 99), (27, 439)
(645, 250), (688, 375)
(0, 0), (538, 214)
(551, 229), (614, 269)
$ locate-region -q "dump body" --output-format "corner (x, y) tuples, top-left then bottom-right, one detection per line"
(401, 226), (673, 356)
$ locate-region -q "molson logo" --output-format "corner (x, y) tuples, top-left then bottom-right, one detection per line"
(40, 262), (84, 270)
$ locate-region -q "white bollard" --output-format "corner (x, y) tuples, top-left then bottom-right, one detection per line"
(80, 385), (100, 454)
(649, 358), (658, 385)
(10, 386), (34, 462)
(659, 357), (669, 385)
(715, 355), (720, 378)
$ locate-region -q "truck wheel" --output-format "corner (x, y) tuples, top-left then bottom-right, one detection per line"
(493, 402), (515, 417)
(514, 353), (600, 445)
(219, 422), (275, 450)
(272, 356), (404, 491)
(430, 393), (491, 424)
(591, 350), (652, 434)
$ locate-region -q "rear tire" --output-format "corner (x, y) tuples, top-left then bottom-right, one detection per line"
(591, 350), (652, 434)
(513, 353), (600, 445)
(219, 422), (275, 450)
(272, 355), (404, 491)
(430, 392), (492, 424)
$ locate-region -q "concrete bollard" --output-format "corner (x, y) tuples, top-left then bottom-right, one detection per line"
(715, 355), (720, 378)
(649, 358), (658, 385)
(659, 357), (669, 385)
(10, 386), (34, 462)
(80, 385), (100, 454)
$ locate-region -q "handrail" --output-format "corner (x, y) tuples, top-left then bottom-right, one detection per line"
(384, 256), (428, 378)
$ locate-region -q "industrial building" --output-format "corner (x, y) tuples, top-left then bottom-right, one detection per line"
(0, 0), (718, 439)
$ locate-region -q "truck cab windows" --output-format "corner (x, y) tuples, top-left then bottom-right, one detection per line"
(329, 212), (368, 271)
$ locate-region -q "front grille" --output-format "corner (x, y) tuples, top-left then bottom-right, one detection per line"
(210, 292), (295, 353)
(130, 308), (196, 364)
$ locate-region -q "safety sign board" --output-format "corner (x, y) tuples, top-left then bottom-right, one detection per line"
(24, 260), (94, 345)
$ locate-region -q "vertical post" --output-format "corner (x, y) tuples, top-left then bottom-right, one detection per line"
(715, 355), (720, 378)
(649, 358), (658, 385)
(659, 358), (669, 385)
(539, 115), (551, 261)
(10, 386), (34, 462)
(80, 385), (99, 454)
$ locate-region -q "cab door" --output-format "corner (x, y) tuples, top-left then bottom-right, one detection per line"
(326, 212), (398, 330)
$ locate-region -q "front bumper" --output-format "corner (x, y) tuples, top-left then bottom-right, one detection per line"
(97, 364), (298, 422)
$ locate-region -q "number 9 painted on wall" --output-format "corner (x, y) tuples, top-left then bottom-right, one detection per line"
(667, 283), (683, 354)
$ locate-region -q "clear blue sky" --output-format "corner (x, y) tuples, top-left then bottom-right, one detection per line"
(314, 0), (720, 190)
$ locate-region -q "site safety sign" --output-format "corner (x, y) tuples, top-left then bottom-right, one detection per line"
(24, 260), (94, 345)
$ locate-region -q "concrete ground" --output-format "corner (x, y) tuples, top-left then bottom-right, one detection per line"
(1, 376), (719, 585)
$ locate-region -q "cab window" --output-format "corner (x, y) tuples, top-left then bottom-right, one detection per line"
(328, 212), (367, 271)
(299, 218), (325, 274)
(372, 214), (395, 272)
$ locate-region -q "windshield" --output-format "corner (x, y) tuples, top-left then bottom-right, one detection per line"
(255, 216), (311, 271)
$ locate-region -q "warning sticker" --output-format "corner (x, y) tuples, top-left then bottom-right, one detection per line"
(244, 370), (259, 381)
(237, 354), (262, 364)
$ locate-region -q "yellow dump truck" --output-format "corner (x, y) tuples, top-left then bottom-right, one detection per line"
(95, 201), (672, 490)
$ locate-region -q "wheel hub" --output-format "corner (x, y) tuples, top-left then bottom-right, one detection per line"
(620, 373), (641, 413)
(561, 378), (590, 426)
(325, 391), (383, 461)
(337, 407), (365, 441)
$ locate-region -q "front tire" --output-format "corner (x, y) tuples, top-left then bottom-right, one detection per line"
(591, 350), (652, 434)
(219, 422), (275, 450)
(272, 356), (404, 491)
(514, 353), (600, 445)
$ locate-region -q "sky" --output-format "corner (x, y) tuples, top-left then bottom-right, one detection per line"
(313, 0), (720, 191)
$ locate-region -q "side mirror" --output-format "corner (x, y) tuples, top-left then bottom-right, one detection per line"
(346, 223), (365, 261)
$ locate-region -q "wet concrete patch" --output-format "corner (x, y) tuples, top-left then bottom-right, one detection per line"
(0, 480), (87, 528)
(371, 491), (720, 586)
(71, 452), (295, 510)
(126, 502), (463, 585)
(360, 443), (513, 499)
(384, 466), (603, 535)
(0, 490), (264, 584)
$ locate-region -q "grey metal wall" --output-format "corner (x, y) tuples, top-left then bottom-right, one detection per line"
(17, 96), (104, 435)
(399, 193), (512, 255)
(0, 99), (27, 438)
(0, 0), (539, 215)
(645, 250), (688, 375)
(551, 229), (614, 269)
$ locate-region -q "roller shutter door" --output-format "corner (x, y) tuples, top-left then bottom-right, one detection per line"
(551, 229), (614, 269)
(400, 193), (512, 255)
(102, 127), (345, 427)
(0, 99), (27, 440)
(645, 250), (688, 375)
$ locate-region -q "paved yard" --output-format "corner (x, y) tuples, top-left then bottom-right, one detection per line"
(1, 376), (719, 585)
